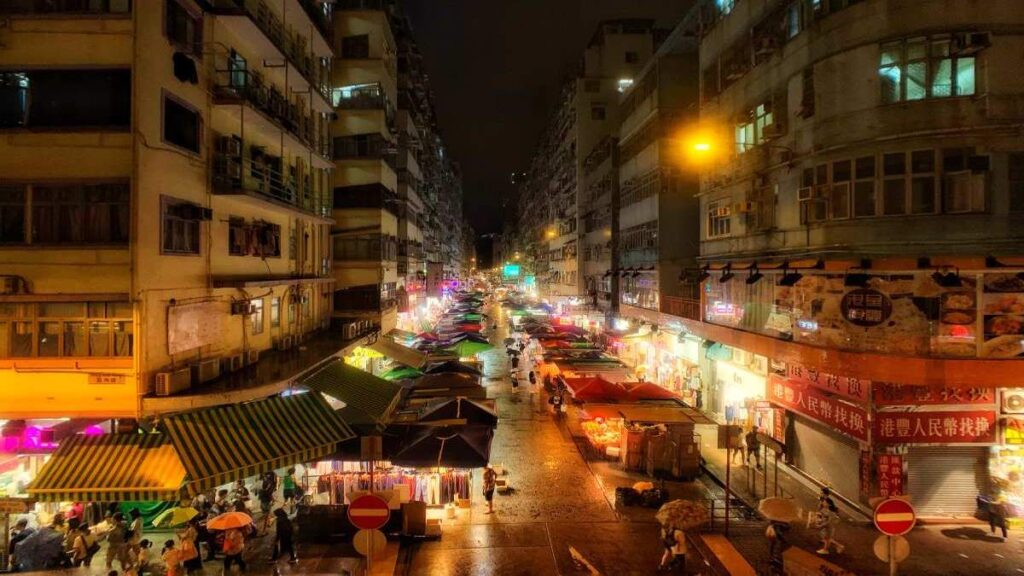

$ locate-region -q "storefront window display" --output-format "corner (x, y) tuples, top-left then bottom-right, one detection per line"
(309, 461), (473, 507)
(705, 345), (769, 428)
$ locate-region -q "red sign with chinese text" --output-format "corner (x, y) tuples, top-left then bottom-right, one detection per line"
(768, 374), (869, 442)
(876, 454), (904, 498)
(873, 411), (997, 444)
(860, 451), (872, 498)
(785, 363), (870, 404)
(873, 383), (995, 407)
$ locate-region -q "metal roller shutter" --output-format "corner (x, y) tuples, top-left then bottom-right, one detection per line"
(791, 415), (862, 501)
(907, 447), (989, 518)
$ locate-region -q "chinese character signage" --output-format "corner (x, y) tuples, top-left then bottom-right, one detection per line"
(768, 375), (869, 442)
(873, 383), (995, 407)
(874, 411), (997, 444)
(860, 450), (872, 497)
(876, 454), (904, 498)
(786, 363), (869, 404)
(840, 288), (893, 327)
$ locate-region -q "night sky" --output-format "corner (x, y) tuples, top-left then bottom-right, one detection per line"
(403, 0), (692, 235)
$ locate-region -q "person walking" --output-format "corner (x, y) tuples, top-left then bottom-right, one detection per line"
(131, 539), (151, 576)
(270, 509), (297, 563)
(745, 426), (763, 470)
(71, 523), (99, 567)
(127, 508), (144, 553)
(222, 527), (247, 573)
(213, 489), (231, 515)
(766, 520), (791, 568)
(482, 464), (497, 515)
(814, 493), (844, 555)
(731, 430), (746, 466)
(989, 498), (1009, 540)
(282, 467), (303, 513)
(177, 517), (203, 574)
(104, 512), (131, 572)
(658, 524), (686, 571)
(161, 540), (183, 576)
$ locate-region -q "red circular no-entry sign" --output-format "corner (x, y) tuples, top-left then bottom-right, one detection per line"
(874, 498), (916, 536)
(348, 494), (391, 531)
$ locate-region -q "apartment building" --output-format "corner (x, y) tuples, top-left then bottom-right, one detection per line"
(692, 0), (1024, 516)
(512, 20), (663, 310)
(0, 0), (343, 423)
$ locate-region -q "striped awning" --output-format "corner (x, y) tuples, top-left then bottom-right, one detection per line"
(302, 359), (402, 424)
(28, 434), (187, 503)
(162, 392), (355, 494)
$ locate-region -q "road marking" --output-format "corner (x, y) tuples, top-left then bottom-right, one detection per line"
(958, 553), (969, 559)
(995, 553), (1005, 559)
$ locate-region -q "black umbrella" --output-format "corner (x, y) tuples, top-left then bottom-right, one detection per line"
(390, 425), (494, 468)
(424, 360), (482, 376)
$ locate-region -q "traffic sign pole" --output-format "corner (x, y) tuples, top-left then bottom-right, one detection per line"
(889, 536), (896, 576)
(874, 498), (916, 576)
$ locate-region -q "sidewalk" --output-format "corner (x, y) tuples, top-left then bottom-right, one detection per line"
(697, 428), (1024, 575)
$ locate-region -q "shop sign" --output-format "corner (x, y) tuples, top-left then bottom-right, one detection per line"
(860, 451), (872, 497)
(768, 375), (869, 442)
(88, 374), (125, 385)
(1003, 417), (1024, 445)
(786, 363), (869, 404)
(841, 288), (893, 327)
(873, 383), (995, 407)
(874, 411), (997, 444)
(877, 454), (904, 498)
(772, 408), (786, 445)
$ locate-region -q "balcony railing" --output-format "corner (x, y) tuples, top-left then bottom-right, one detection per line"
(212, 70), (330, 160)
(298, 0), (332, 39)
(208, 0), (330, 103)
(213, 144), (331, 218)
(661, 296), (702, 322)
(0, 0), (131, 14)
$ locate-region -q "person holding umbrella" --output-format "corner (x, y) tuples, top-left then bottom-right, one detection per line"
(206, 510), (252, 573)
(655, 500), (707, 572)
(658, 524), (686, 571)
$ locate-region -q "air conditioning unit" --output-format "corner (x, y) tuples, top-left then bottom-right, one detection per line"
(761, 123), (784, 140)
(945, 171), (986, 213)
(221, 353), (244, 373)
(798, 186), (815, 201)
(951, 32), (991, 56)
(191, 357), (222, 385)
(231, 300), (255, 315)
(1003, 390), (1024, 414)
(733, 201), (758, 213)
(155, 368), (192, 396)
(246, 349), (260, 366)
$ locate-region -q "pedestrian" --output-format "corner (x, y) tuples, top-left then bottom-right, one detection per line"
(814, 493), (844, 555)
(177, 517), (202, 574)
(281, 467), (302, 513)
(510, 354), (520, 371)
(222, 527), (247, 573)
(658, 524), (686, 571)
(161, 540), (183, 576)
(989, 498), (1009, 540)
(766, 520), (790, 565)
(745, 426), (763, 470)
(482, 464), (497, 515)
(270, 509), (297, 563)
(528, 370), (536, 386)
(258, 470), (277, 515)
(8, 517), (33, 569)
(128, 508), (143, 552)
(213, 489), (231, 515)
(105, 512), (131, 571)
(71, 523), (99, 567)
(731, 430), (746, 466)
(132, 539), (151, 575)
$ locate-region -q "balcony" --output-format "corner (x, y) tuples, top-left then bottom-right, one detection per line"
(333, 285), (398, 315)
(207, 0), (331, 108)
(212, 70), (331, 166)
(661, 296), (702, 322)
(0, 0), (131, 15)
(333, 183), (399, 216)
(213, 139), (332, 220)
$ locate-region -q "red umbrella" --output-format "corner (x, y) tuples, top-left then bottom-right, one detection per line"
(564, 376), (630, 402)
(624, 382), (679, 401)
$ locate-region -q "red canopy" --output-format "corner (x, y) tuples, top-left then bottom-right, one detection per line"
(623, 382), (679, 401)
(563, 376), (630, 402)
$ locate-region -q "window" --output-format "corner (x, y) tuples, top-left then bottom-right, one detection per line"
(250, 299), (264, 335)
(0, 301), (132, 358)
(0, 187), (26, 244)
(799, 68), (815, 118)
(910, 150), (937, 213)
(624, 51), (639, 64)
(879, 35), (976, 103)
(716, 0), (735, 15)
(341, 35), (370, 58)
(0, 70), (130, 129)
(853, 156), (877, 217)
(584, 79), (601, 93)
(163, 93), (201, 153)
(1010, 153), (1024, 213)
(735, 102), (774, 153)
(166, 0), (202, 55)
(227, 50), (247, 89)
(785, 3), (802, 39)
(229, 219), (281, 257)
(882, 152), (907, 215)
(0, 0), (132, 14)
(591, 105), (606, 121)
(830, 160), (851, 219)
(162, 196), (201, 255)
(271, 297), (281, 327)
(706, 200), (731, 239)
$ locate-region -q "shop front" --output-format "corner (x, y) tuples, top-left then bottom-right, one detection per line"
(703, 343), (769, 427)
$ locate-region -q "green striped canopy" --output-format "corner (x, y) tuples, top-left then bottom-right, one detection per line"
(162, 392), (354, 495)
